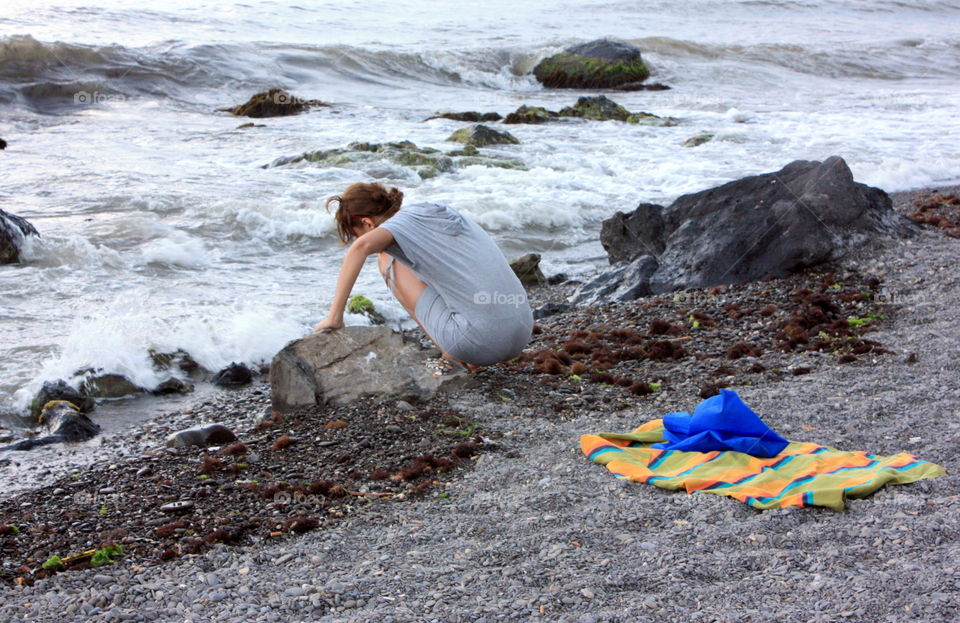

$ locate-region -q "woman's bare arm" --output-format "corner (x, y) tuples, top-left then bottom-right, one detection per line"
(314, 227), (395, 332)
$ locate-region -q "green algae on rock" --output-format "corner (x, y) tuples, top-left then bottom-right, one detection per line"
(264, 139), (526, 178)
(533, 39), (650, 89)
(509, 95), (677, 126)
(348, 294), (386, 325)
(446, 124), (520, 147)
(683, 132), (715, 147)
(425, 111), (503, 122)
(503, 105), (560, 124)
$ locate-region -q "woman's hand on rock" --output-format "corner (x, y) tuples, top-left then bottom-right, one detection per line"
(313, 317), (344, 333)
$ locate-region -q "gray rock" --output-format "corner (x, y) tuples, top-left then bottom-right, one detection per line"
(509, 253), (546, 286)
(212, 363), (253, 387)
(0, 207), (39, 264)
(447, 124), (520, 147)
(269, 326), (473, 412)
(166, 424), (237, 449)
(80, 373), (146, 399)
(152, 377), (194, 395)
(577, 156), (915, 304)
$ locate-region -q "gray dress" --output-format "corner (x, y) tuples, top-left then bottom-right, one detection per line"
(378, 202), (533, 366)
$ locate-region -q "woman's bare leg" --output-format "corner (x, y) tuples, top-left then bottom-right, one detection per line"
(377, 253), (481, 372)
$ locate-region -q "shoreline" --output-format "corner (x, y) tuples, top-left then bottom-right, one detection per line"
(1, 186), (958, 620)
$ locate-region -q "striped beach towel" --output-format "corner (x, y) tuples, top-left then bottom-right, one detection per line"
(581, 420), (946, 510)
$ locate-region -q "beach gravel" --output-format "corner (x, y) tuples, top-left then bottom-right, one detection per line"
(1, 189), (958, 622)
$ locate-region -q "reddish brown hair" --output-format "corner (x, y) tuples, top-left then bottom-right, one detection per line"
(325, 182), (404, 243)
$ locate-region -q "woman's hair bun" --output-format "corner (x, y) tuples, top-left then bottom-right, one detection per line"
(386, 187), (404, 211)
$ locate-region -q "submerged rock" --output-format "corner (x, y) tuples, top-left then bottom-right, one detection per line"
(0, 208), (39, 264)
(574, 156), (915, 305)
(80, 373), (145, 399)
(533, 39), (650, 89)
(683, 132), (715, 147)
(264, 140), (525, 178)
(1, 401), (100, 451)
(270, 326), (472, 412)
(223, 88), (326, 118)
(166, 423), (237, 449)
(425, 111), (502, 122)
(503, 105), (560, 125)
(446, 124), (519, 147)
(503, 97), (674, 126)
(212, 363), (253, 387)
(559, 95), (677, 125)
(509, 253), (546, 286)
(149, 349), (202, 376)
(30, 380), (94, 420)
(613, 81), (671, 91)
(152, 377), (194, 395)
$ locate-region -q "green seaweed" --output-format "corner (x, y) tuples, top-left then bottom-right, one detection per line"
(90, 544), (124, 568)
(534, 53), (650, 88)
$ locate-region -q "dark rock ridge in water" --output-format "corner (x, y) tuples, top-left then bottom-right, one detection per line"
(446, 124), (519, 147)
(0, 208), (39, 264)
(533, 39), (652, 89)
(504, 96), (676, 126)
(1, 401), (100, 451)
(574, 156), (915, 305)
(425, 111), (503, 122)
(221, 88), (327, 118)
(263, 140), (526, 178)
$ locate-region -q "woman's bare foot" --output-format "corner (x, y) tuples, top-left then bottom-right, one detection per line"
(441, 352), (484, 374)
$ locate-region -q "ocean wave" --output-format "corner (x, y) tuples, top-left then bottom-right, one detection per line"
(633, 35), (960, 80)
(3, 31), (957, 114)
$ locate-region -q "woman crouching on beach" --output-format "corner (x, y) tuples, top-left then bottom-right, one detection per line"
(314, 182), (534, 372)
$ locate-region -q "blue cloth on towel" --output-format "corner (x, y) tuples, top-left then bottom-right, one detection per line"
(652, 389), (789, 458)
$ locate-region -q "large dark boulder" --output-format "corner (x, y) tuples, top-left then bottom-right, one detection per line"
(575, 156), (914, 305)
(533, 39), (650, 89)
(1, 208), (39, 264)
(30, 380), (94, 420)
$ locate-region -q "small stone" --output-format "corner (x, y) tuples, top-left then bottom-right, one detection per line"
(159, 501), (194, 514)
(275, 553), (294, 565)
(580, 588), (595, 599)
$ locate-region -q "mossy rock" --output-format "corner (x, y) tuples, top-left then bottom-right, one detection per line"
(626, 112), (679, 127)
(223, 88), (327, 118)
(347, 295), (385, 325)
(559, 95), (633, 121)
(265, 139), (524, 178)
(503, 105), (559, 124)
(425, 111), (503, 122)
(455, 156), (527, 170)
(683, 132), (715, 147)
(447, 124), (520, 147)
(533, 39), (650, 89)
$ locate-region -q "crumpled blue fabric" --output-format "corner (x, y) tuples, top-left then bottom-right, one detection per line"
(652, 389), (789, 458)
